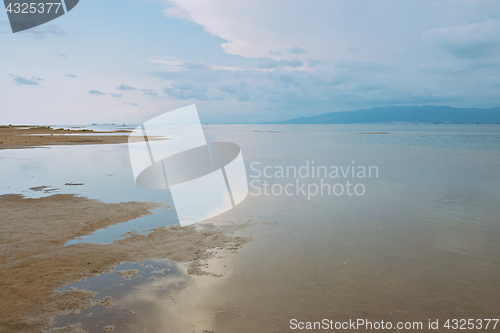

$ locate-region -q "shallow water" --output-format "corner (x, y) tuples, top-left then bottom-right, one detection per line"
(0, 143), (180, 244)
(53, 259), (187, 332)
(1, 124), (499, 332)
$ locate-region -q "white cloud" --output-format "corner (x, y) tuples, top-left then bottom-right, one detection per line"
(161, 0), (336, 59)
(163, 79), (226, 101)
(257, 58), (304, 69)
(159, 0), (460, 62)
(150, 57), (248, 72)
(423, 19), (500, 59)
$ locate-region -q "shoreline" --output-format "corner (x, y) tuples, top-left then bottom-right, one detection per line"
(0, 132), (250, 332)
(0, 193), (249, 332)
(0, 126), (131, 150)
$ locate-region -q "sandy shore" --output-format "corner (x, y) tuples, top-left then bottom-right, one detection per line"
(0, 126), (131, 149)
(0, 194), (249, 332)
(0, 129), (249, 332)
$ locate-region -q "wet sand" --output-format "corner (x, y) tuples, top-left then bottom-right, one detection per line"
(0, 194), (249, 332)
(0, 126), (131, 149)
(0, 129), (249, 332)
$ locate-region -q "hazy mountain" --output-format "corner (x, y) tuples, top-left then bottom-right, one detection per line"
(265, 106), (500, 124)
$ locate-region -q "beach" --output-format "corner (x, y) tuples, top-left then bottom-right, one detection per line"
(0, 126), (132, 150)
(0, 124), (499, 332)
(0, 126), (250, 332)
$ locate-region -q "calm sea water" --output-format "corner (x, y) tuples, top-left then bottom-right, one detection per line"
(1, 124), (499, 332)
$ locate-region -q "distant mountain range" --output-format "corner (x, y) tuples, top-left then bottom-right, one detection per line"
(265, 106), (500, 124)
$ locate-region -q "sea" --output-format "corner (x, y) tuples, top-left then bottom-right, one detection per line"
(1, 124), (499, 332)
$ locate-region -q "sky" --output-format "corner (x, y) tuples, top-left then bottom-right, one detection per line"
(1, 0), (500, 124)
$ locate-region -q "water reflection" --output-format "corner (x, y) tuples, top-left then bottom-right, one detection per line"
(53, 256), (233, 333)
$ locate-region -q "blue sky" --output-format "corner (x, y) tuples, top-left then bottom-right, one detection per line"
(1, 0), (500, 124)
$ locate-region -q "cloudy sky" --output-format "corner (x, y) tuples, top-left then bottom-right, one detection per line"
(1, 0), (500, 124)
